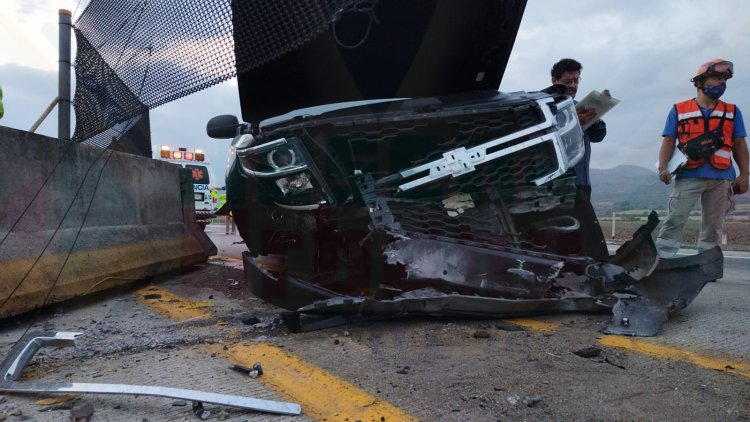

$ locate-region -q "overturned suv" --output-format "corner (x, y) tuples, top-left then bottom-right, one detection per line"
(208, 0), (720, 336)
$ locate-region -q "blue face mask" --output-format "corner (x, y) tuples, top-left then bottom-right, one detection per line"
(703, 83), (726, 99)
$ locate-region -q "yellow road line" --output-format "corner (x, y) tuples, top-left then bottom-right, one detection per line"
(598, 336), (750, 379)
(209, 255), (243, 265)
(134, 286), (414, 420)
(215, 343), (418, 422)
(134, 285), (213, 322)
(504, 318), (559, 332)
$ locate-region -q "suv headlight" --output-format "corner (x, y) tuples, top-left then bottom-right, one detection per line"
(237, 137), (324, 201)
(554, 98), (584, 168)
(237, 137), (309, 178)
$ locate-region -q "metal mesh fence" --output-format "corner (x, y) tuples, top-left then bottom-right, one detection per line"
(72, 0), (366, 145)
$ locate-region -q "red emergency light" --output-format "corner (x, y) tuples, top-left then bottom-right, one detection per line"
(159, 146), (205, 161)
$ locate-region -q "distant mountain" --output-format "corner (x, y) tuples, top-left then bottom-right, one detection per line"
(590, 165), (669, 213)
(589, 165), (750, 213)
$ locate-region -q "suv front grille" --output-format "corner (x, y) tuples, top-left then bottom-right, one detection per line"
(387, 198), (511, 247)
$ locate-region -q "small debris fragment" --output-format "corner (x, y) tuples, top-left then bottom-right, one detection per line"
(495, 323), (525, 332)
(493, 386), (504, 391)
(192, 402), (211, 420)
(216, 408), (230, 421)
(472, 330), (490, 339)
(142, 294), (161, 300)
(522, 396), (542, 407)
(38, 403), (75, 412)
(604, 356), (627, 370)
(249, 362), (263, 378)
(172, 400), (187, 407)
(70, 402), (94, 422)
(506, 394), (520, 405)
(229, 363), (263, 378)
(334, 338), (341, 345)
(241, 316), (261, 325)
(573, 346), (602, 358)
(35, 394), (77, 406)
(396, 366), (410, 375)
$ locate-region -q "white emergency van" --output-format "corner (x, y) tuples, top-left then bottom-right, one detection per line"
(154, 145), (219, 228)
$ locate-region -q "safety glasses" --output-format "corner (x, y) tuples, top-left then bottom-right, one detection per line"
(701, 60), (733, 78)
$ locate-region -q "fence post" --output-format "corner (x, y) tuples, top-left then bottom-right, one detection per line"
(58, 9), (72, 142)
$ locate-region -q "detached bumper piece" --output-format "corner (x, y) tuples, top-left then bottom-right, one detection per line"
(0, 332), (301, 416)
(604, 246), (723, 336)
(247, 212), (719, 336)
(248, 214), (723, 336)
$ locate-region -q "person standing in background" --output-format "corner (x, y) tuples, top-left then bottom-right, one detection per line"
(550, 58), (607, 202)
(656, 59), (748, 258)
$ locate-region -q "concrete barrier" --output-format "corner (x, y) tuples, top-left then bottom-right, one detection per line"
(0, 126), (216, 318)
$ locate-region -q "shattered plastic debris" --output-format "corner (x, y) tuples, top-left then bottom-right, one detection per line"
(522, 396), (543, 407)
(192, 401), (211, 420)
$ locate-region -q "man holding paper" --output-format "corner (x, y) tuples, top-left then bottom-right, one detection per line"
(655, 58), (748, 258)
(550, 58), (607, 202)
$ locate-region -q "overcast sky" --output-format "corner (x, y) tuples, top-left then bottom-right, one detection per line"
(2, 0), (749, 181)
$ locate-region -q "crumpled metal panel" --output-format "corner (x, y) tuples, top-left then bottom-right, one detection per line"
(294, 288), (610, 320)
(256, 212), (717, 336)
(384, 238), (565, 299)
(604, 246), (723, 336)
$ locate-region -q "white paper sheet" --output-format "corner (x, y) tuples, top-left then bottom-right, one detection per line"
(575, 89), (620, 130)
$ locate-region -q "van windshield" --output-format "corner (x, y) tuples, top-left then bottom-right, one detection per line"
(185, 164), (210, 184)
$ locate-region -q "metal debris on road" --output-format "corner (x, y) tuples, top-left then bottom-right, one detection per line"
(0, 332), (301, 416)
(229, 363), (263, 378)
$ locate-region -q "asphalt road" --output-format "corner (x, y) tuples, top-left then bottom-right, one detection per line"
(0, 226), (747, 421)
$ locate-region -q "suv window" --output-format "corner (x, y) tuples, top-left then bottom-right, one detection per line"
(185, 164), (210, 184)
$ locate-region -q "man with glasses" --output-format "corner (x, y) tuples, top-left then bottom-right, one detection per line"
(655, 58), (749, 258)
(550, 58), (607, 202)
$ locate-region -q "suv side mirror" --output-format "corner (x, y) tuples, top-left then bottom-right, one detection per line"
(207, 115), (240, 139)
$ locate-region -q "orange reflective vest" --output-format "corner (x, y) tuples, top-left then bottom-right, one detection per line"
(675, 99), (735, 169)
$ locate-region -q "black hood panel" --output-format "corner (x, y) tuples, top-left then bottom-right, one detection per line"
(233, 0), (527, 126)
